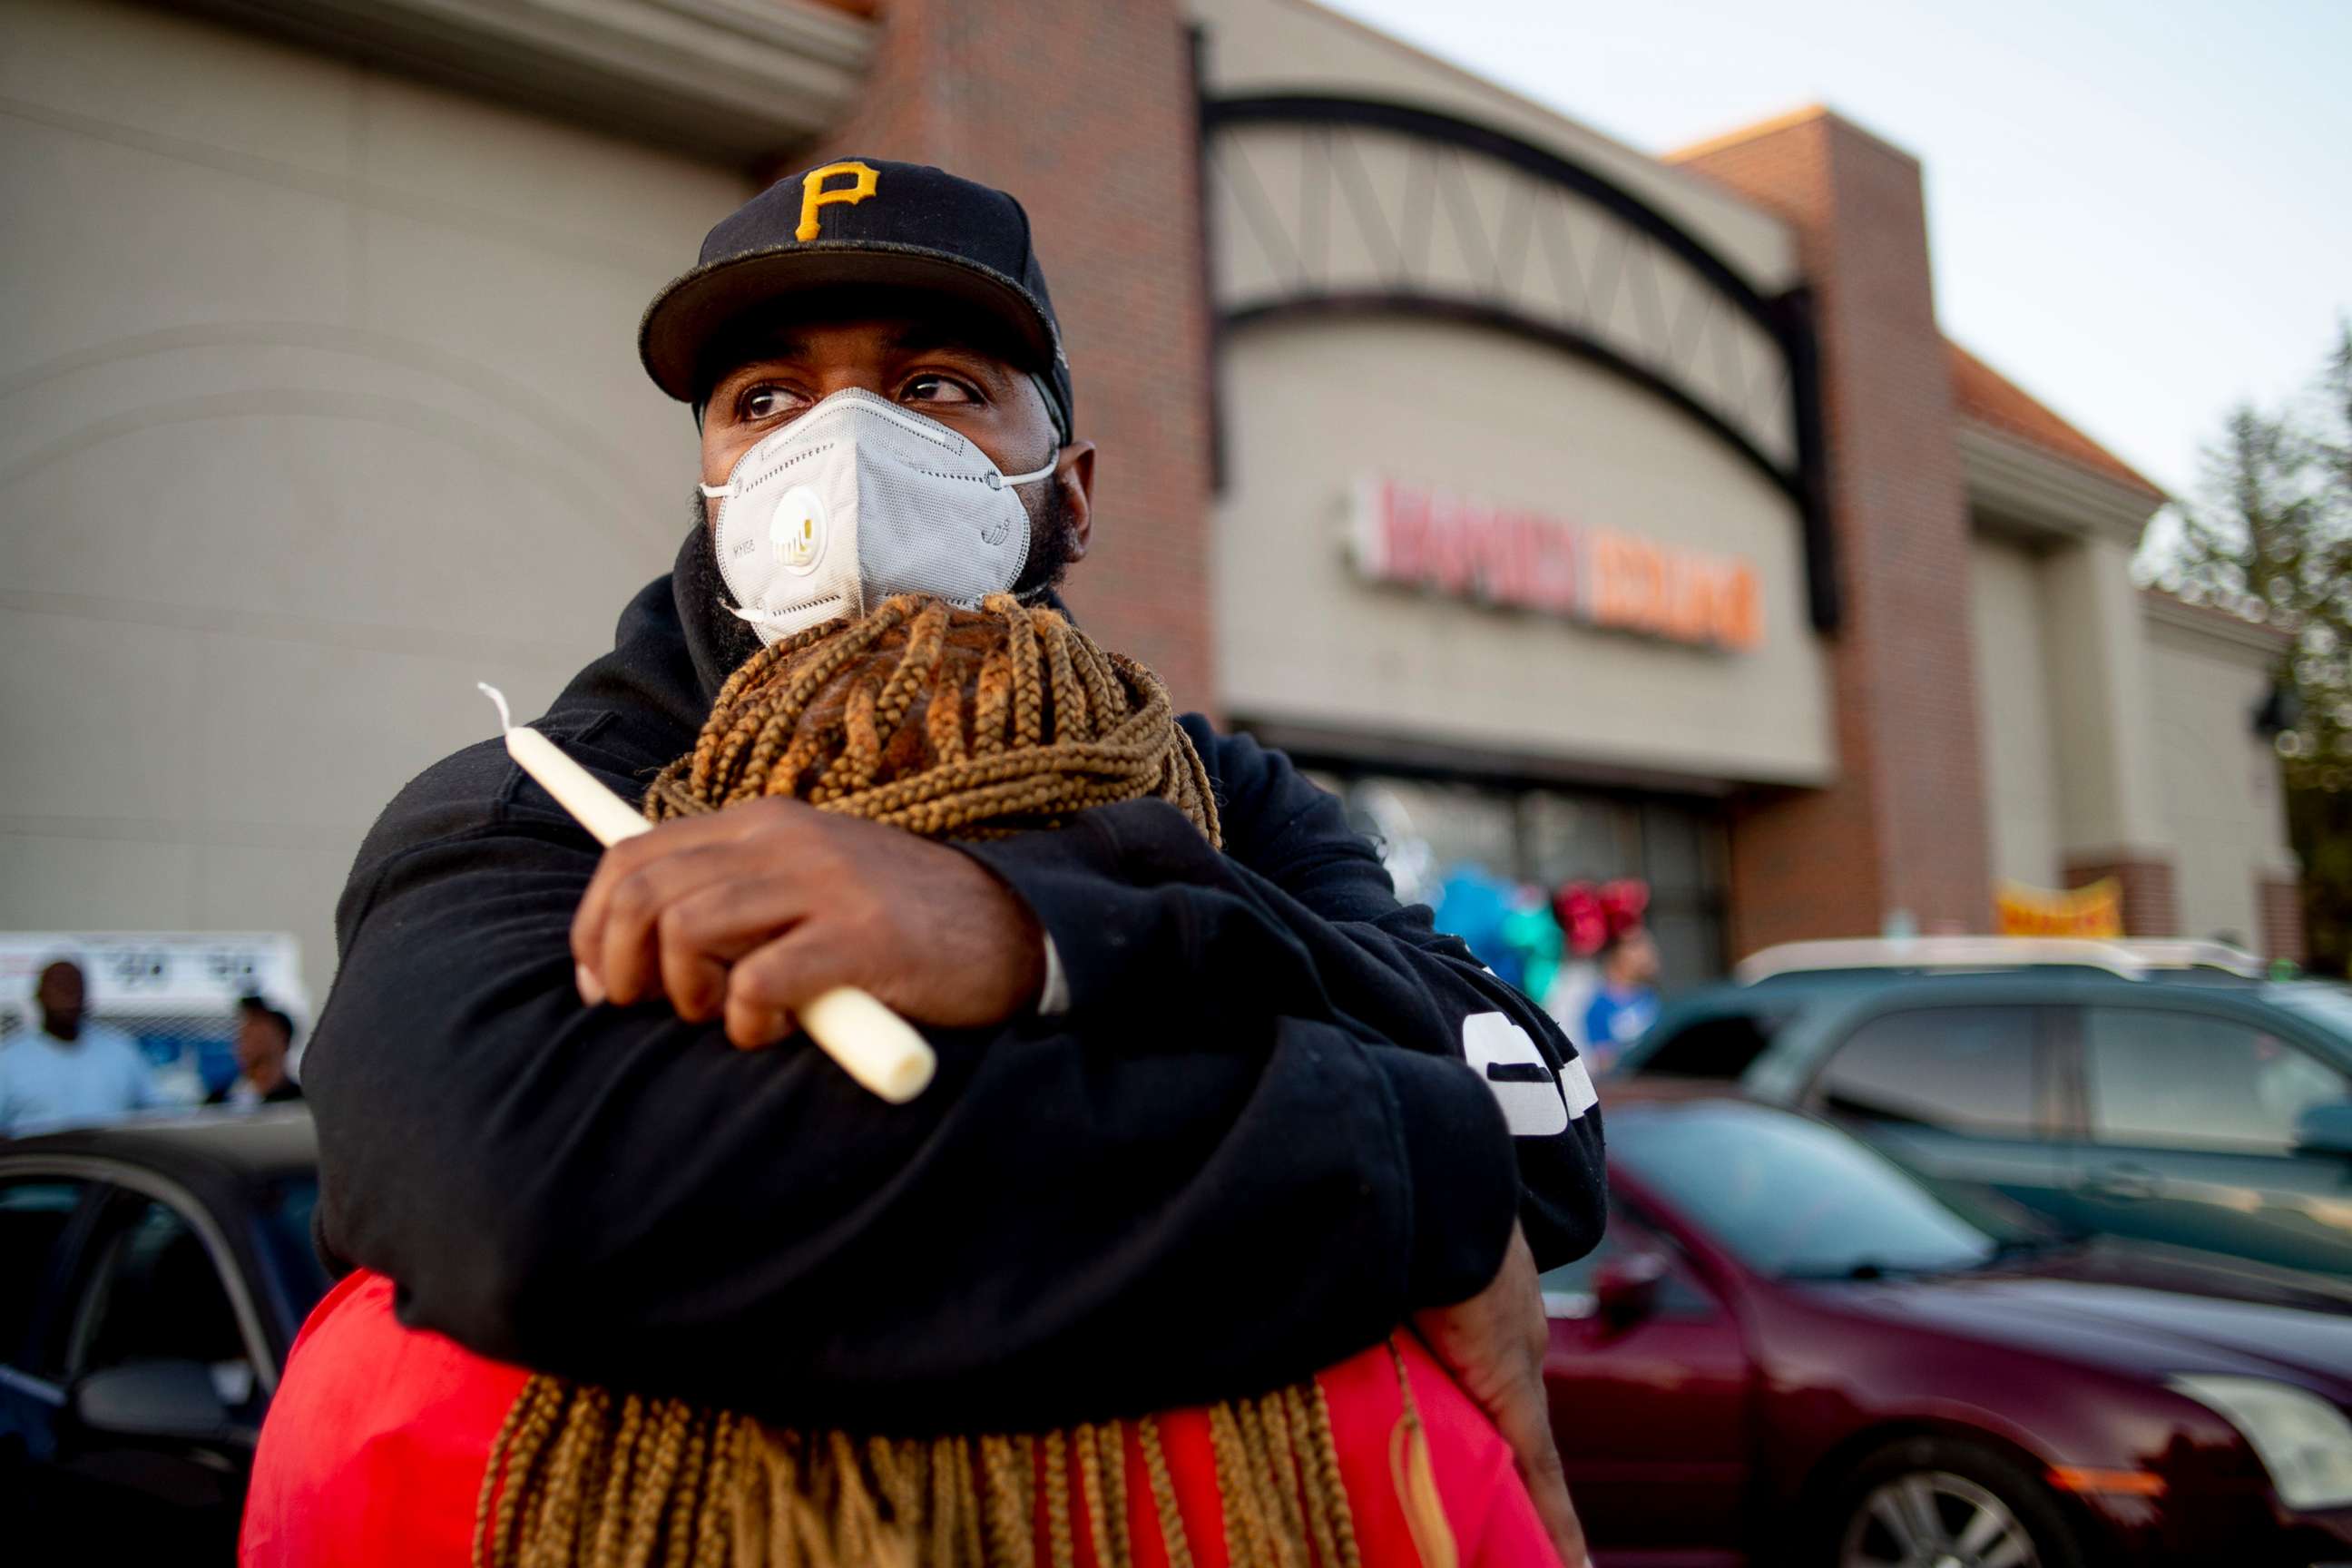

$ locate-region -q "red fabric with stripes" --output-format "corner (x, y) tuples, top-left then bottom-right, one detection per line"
(240, 1269), (1557, 1567)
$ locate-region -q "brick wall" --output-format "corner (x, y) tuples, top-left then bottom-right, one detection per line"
(791, 0), (1217, 712)
(1674, 111), (1993, 953)
(2259, 873), (2306, 964)
(2063, 854), (2179, 939)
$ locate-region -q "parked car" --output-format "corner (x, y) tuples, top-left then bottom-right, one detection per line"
(1549, 1091), (2352, 1567)
(1619, 959), (2352, 1278)
(1611, 973), (1871, 1081)
(0, 1107), (324, 1559)
(1732, 936), (2274, 986)
(1618, 938), (2272, 1084)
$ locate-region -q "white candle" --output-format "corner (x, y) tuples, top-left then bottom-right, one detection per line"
(478, 684), (936, 1103)
(480, 685), (656, 848)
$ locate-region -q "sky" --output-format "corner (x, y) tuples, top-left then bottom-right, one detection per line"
(1320, 0), (2351, 503)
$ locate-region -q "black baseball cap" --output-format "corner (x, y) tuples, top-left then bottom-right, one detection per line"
(639, 157), (1074, 440)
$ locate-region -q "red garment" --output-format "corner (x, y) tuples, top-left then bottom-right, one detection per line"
(243, 1270), (1557, 1567)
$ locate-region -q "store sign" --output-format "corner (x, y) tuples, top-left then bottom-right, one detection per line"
(1348, 476), (1763, 652)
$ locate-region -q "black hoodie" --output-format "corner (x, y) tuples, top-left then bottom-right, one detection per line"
(304, 527), (1604, 1432)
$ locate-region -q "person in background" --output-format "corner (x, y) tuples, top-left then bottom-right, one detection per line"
(208, 996), (304, 1108)
(1545, 878), (1650, 1054)
(1581, 926), (1662, 1072)
(0, 958), (168, 1136)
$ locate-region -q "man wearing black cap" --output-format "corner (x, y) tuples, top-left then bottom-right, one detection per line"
(301, 159), (1603, 1556)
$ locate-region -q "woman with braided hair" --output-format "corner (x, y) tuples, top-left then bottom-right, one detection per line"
(246, 593), (1563, 1568)
(271, 159), (1605, 1568)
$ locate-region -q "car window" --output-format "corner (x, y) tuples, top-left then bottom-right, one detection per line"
(1812, 1006), (2043, 1137)
(1620, 1104), (1999, 1279)
(2084, 1007), (2349, 1154)
(256, 1175), (328, 1320)
(74, 1198), (260, 1418)
(0, 1178), (87, 1374)
(1538, 1208), (1715, 1319)
(1636, 1011), (1783, 1079)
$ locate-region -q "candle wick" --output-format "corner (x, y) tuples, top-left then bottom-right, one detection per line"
(477, 682), (515, 735)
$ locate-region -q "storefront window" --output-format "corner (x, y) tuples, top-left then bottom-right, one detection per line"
(1311, 768), (1730, 1000)
(1329, 777), (1517, 906)
(1638, 802), (1729, 1000)
(1522, 793), (1642, 888)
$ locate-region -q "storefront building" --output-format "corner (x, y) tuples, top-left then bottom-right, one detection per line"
(1955, 348), (2300, 955)
(0, 0), (2302, 1004)
(1194, 0), (1831, 983)
(1188, 0), (2300, 972)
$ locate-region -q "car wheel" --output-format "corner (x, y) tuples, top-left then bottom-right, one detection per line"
(1822, 1436), (2083, 1568)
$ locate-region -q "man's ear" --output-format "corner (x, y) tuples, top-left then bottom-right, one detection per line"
(1056, 440), (1096, 563)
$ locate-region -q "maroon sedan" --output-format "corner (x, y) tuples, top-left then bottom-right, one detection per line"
(1545, 1093), (2352, 1567)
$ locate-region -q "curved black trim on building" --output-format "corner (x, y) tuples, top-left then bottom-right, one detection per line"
(1203, 93), (1838, 632)
(1229, 293), (1789, 501)
(1207, 94), (1778, 328)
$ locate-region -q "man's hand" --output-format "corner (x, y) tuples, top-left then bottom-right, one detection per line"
(571, 798), (1045, 1047)
(1411, 1223), (1592, 1568)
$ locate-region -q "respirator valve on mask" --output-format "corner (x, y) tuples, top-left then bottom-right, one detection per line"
(701, 388), (1056, 645)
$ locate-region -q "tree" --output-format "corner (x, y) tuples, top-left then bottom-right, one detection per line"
(2160, 324), (2352, 974)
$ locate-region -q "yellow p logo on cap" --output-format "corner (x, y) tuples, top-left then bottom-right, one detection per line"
(796, 161), (880, 241)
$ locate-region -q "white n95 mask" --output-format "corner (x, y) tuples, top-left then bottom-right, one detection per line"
(699, 387), (1056, 644)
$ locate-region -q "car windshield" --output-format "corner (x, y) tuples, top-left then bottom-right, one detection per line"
(1618, 1102), (2007, 1279)
(257, 1174), (329, 1316)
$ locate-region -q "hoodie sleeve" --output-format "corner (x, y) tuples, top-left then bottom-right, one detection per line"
(303, 730), (1522, 1431)
(957, 720), (1605, 1273)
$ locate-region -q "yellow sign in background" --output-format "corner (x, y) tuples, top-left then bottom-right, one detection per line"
(1995, 878), (2124, 938)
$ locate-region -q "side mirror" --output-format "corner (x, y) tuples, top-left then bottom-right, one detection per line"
(1592, 1251), (1669, 1332)
(2295, 1100), (2352, 1159)
(73, 1360), (234, 1442)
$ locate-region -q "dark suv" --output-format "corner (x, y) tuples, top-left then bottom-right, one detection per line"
(0, 1108), (325, 1559)
(1621, 970), (2352, 1278)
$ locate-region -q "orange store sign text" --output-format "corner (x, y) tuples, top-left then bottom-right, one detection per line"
(1348, 477), (1763, 652)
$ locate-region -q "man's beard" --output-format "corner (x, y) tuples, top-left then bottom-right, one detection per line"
(1009, 476), (1081, 600)
(688, 481), (1083, 677)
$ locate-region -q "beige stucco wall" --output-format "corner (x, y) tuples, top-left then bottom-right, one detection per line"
(1968, 536), (2063, 887)
(1215, 315), (1831, 784)
(2037, 534), (2169, 858)
(2143, 609), (2297, 945)
(0, 0), (750, 1000)
(1188, 0), (1800, 298)
(1965, 511), (2297, 942)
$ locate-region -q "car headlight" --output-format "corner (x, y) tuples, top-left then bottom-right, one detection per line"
(2172, 1375), (2352, 1509)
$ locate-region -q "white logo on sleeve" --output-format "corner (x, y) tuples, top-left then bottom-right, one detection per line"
(1461, 1012), (1595, 1136)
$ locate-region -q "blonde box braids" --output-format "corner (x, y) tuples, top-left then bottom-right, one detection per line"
(642, 593), (1220, 848)
(477, 594), (1396, 1568)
